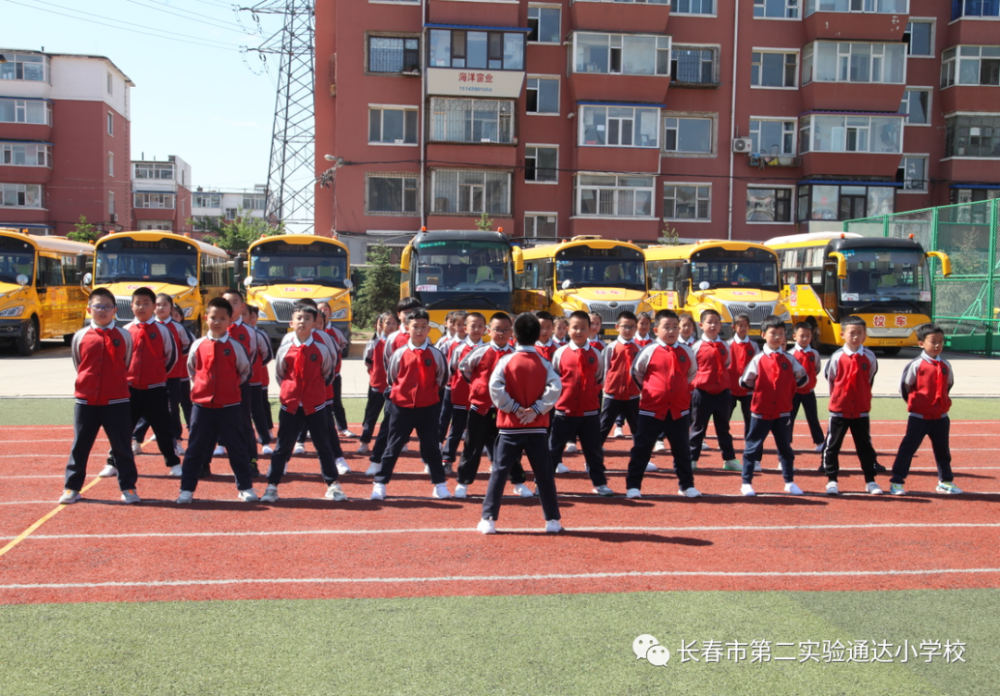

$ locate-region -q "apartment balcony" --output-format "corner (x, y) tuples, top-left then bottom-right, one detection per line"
(574, 145), (662, 175)
(801, 81), (906, 113)
(939, 159), (1000, 185)
(800, 151), (902, 177)
(803, 9), (909, 43)
(568, 73), (670, 104)
(427, 142), (518, 168)
(941, 85), (1000, 114)
(0, 165), (50, 185)
(569, 0), (671, 34)
(948, 15), (1000, 46)
(427, 0), (520, 28)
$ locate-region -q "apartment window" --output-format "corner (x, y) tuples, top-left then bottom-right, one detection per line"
(133, 193), (176, 209)
(225, 208), (238, 219)
(107, 72), (113, 95)
(904, 20), (933, 57)
(663, 117), (713, 153)
(670, 0), (714, 14)
(574, 33), (671, 76)
(0, 98), (52, 125)
(670, 47), (718, 85)
(754, 0), (799, 18)
(108, 191), (115, 218)
(524, 213), (557, 238)
(108, 152), (114, 177)
(751, 51), (798, 88)
(430, 98), (513, 144)
(577, 175), (655, 217)
(528, 6), (561, 44)
(663, 184), (711, 220)
(899, 89), (930, 125)
(366, 173), (419, 215)
(1, 142), (51, 167)
(750, 119), (796, 154)
(138, 221), (172, 231)
(134, 163), (174, 180)
(107, 112), (114, 136)
(951, 187), (1000, 205)
(799, 114), (903, 153)
(194, 193), (222, 208)
(802, 41), (906, 84)
(525, 146), (558, 183)
(429, 29), (525, 71)
(804, 0), (908, 14)
(369, 107), (418, 145)
(580, 105), (660, 148)
(747, 188), (793, 222)
(952, 0), (1000, 19)
(368, 36), (420, 74)
(242, 195), (267, 210)
(941, 46), (1000, 88)
(796, 183), (894, 221)
(945, 115), (1000, 158)
(526, 77), (559, 114)
(897, 156), (928, 192)
(0, 53), (49, 82)
(0, 183), (43, 208)
(432, 170), (510, 215)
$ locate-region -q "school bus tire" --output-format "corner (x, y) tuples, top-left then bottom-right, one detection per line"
(63, 334), (74, 346)
(880, 347), (902, 357)
(17, 316), (39, 357)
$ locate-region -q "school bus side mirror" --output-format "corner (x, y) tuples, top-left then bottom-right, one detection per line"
(400, 245), (412, 272)
(828, 252), (847, 279)
(679, 263), (691, 281)
(926, 251), (952, 277)
(234, 255), (245, 280)
(76, 252), (87, 275)
(82, 272), (92, 287)
(511, 246), (524, 275)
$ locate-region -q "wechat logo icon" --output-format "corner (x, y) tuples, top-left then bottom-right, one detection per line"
(633, 634), (670, 666)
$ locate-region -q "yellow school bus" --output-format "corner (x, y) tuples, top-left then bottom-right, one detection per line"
(400, 229), (523, 343)
(90, 231), (229, 334)
(766, 232), (951, 354)
(513, 236), (651, 337)
(244, 234), (353, 352)
(644, 241), (787, 340)
(0, 228), (93, 355)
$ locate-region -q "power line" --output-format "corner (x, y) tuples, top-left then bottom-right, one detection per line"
(122, 0), (255, 36)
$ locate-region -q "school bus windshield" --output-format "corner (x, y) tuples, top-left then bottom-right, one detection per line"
(249, 241), (348, 288)
(689, 248), (778, 291)
(840, 249), (928, 301)
(0, 237), (34, 283)
(413, 240), (511, 293)
(555, 246), (645, 291)
(95, 238), (198, 286)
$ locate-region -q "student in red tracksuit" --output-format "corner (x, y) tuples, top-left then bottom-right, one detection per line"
(102, 286), (180, 480)
(600, 311), (641, 445)
(176, 297), (258, 503)
(549, 310), (612, 495)
(443, 312), (486, 473)
(60, 288), (140, 505)
(220, 290), (260, 476)
(359, 312), (397, 457)
(587, 312), (606, 352)
(624, 310), (699, 499)
(553, 316), (569, 346)
(679, 314), (698, 347)
(436, 310), (467, 444)
(738, 316), (809, 496)
(534, 310), (558, 362)
(728, 313), (759, 442)
(455, 312), (531, 498)
(635, 312), (652, 347)
(478, 312), (563, 534)
(889, 323), (962, 495)
(789, 322), (825, 455)
(821, 315), (883, 495)
(372, 308), (451, 501)
(170, 305), (195, 433)
(688, 309), (740, 471)
(246, 305), (274, 454)
(319, 301), (352, 437)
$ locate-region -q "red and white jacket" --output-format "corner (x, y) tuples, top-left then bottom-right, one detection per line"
(254, 326), (273, 387)
(382, 329), (412, 374)
(601, 336), (641, 400)
(274, 334), (336, 415)
(689, 337), (732, 395)
(324, 325), (347, 375)
(434, 331), (457, 353)
(899, 352), (953, 420)
(551, 342), (604, 417)
(227, 318), (258, 375)
(631, 340), (697, 420)
(187, 334), (251, 408)
(386, 339), (448, 409)
(740, 346), (809, 420)
(489, 346), (561, 434)
(71, 321), (132, 406)
(459, 341), (514, 413)
(588, 337), (605, 352)
(791, 343), (822, 395)
(448, 337), (484, 409)
(158, 317), (193, 381)
(363, 334), (389, 392)
(126, 317), (176, 390)
(534, 338), (559, 363)
(728, 335), (760, 398)
(634, 333), (652, 348)
(825, 345), (878, 419)
(280, 329), (339, 403)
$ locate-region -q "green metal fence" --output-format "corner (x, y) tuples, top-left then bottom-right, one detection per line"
(843, 198), (1000, 355)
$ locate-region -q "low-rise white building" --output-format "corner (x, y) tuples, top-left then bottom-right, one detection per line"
(191, 184), (267, 230)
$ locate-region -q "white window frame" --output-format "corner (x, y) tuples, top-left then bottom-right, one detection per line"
(670, 0), (716, 17)
(905, 18), (936, 59)
(749, 117), (798, 155)
(524, 211), (558, 239)
(572, 32), (672, 76)
(750, 48), (800, 89)
(1, 142), (51, 167)
(365, 172), (420, 216)
(194, 193), (222, 208)
(242, 195), (267, 210)
(526, 75), (560, 116)
(798, 113), (904, 154)
(899, 87), (933, 127)
(107, 72), (113, 95)
(899, 154), (929, 194)
(0, 183), (44, 209)
(107, 112), (114, 136)
(574, 173), (656, 220)
(366, 34), (421, 75)
(431, 169), (512, 215)
(803, 41), (908, 85)
(753, 0), (800, 20)
(108, 191), (115, 218)
(578, 104), (661, 149)
(108, 151), (114, 177)
(0, 98), (52, 125)
(368, 104), (420, 146)
(133, 193), (176, 209)
(670, 44), (720, 85)
(804, 0), (910, 15)
(430, 98), (515, 145)
(524, 145), (559, 184)
(527, 4), (561, 45)
(662, 113), (716, 156)
(662, 182), (712, 222)
(746, 186), (795, 224)
(941, 45), (1000, 89)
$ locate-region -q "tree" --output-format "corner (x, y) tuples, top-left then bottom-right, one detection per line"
(354, 242), (400, 328)
(190, 210), (284, 253)
(658, 222), (681, 246)
(67, 215), (102, 244)
(475, 211), (494, 232)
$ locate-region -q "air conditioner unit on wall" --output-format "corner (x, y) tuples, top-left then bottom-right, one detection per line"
(732, 137), (753, 153)
(110, 213), (118, 222)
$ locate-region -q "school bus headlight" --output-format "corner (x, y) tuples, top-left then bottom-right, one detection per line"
(776, 308), (791, 321)
(182, 306), (194, 318)
(328, 308), (348, 320)
(0, 306), (24, 318)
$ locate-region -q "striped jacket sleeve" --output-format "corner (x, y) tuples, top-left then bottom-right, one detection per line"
(430, 345), (450, 389)
(157, 322), (177, 373)
(740, 352), (765, 391)
(186, 337), (206, 381)
(255, 328), (273, 366)
(678, 343), (697, 382)
(630, 343), (657, 390)
(231, 340), (253, 385)
(459, 344), (489, 384)
(274, 342), (292, 383)
(898, 357), (921, 401)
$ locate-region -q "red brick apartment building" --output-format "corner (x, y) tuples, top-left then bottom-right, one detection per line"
(1, 49), (133, 236)
(314, 0), (1000, 259)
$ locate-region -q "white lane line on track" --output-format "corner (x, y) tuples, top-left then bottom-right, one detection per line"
(2, 567), (999, 591)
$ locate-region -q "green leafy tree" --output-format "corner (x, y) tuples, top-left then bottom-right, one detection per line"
(66, 215), (102, 244)
(475, 211), (494, 232)
(658, 222), (680, 246)
(190, 210), (284, 253)
(354, 242), (400, 329)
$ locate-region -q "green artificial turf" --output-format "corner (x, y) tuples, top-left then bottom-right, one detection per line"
(0, 590), (995, 696)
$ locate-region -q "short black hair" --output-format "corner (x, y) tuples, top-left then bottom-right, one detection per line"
(733, 313), (751, 326)
(534, 310), (554, 322)
(488, 311), (511, 326)
(293, 305), (319, 321)
(89, 287), (114, 304)
(247, 304), (260, 317)
(917, 322), (944, 342)
(841, 315), (867, 330)
(514, 312), (541, 345)
(223, 289), (244, 302)
(296, 298), (318, 308)
(699, 309), (721, 322)
(678, 313), (696, 325)
(206, 296), (233, 318)
(406, 308), (430, 324)
(397, 297), (422, 313)
(155, 293), (173, 307)
(793, 321), (813, 333)
(760, 315), (786, 335)
(617, 310), (637, 323)
(569, 310), (590, 325)
(132, 287), (156, 302)
(654, 309), (678, 324)
(466, 311), (486, 325)
(452, 310), (468, 321)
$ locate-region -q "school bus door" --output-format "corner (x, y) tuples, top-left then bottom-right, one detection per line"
(646, 259), (684, 313)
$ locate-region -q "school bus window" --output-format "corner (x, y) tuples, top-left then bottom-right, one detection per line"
(0, 243), (34, 282)
(36, 255), (62, 287)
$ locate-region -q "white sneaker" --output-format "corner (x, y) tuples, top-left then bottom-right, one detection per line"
(454, 483), (468, 499)
(59, 489), (81, 504)
(423, 464), (431, 474)
(268, 430), (275, 440)
(98, 464), (118, 478)
(512, 483), (533, 498)
(150, 434), (156, 441)
(613, 426), (624, 439)
(645, 462), (658, 472)
(120, 489), (141, 504)
(740, 484), (756, 497)
(293, 443), (306, 456)
(564, 442), (578, 454)
(653, 441), (666, 453)
(340, 429), (356, 438)
(814, 443), (825, 453)
(401, 443), (409, 453)
(176, 490), (194, 504)
(364, 461), (380, 476)
(626, 488), (642, 499)
(261, 485), (279, 503)
(336, 457), (351, 475)
(168, 464), (183, 477)
(826, 481), (840, 495)
(784, 482), (804, 495)
(679, 487), (702, 498)
(212, 446), (226, 457)
(593, 485), (614, 497)
(325, 482), (347, 501)
(371, 482), (387, 500)
(867, 481), (883, 495)
(487, 464), (493, 473)
(433, 483), (451, 499)
(357, 442), (371, 455)
(754, 462), (762, 473)
(262, 445), (274, 455)
(555, 462), (570, 474)
(701, 441), (711, 451)
(131, 441), (143, 456)
(545, 519), (563, 533)
(174, 442), (185, 457)
(477, 518), (496, 535)
(237, 488), (259, 502)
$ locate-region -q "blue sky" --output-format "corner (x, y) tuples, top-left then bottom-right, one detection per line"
(3, 0), (281, 192)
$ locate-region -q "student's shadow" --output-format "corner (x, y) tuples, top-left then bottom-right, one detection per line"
(503, 530), (713, 546)
(139, 500), (271, 512)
